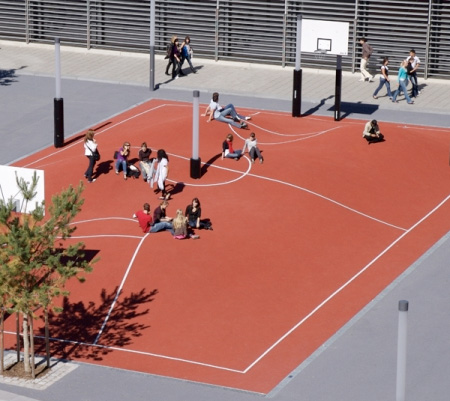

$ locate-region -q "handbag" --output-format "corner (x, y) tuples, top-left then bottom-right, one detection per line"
(93, 149), (100, 161)
(113, 151), (119, 159)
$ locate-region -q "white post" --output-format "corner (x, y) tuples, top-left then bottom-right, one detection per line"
(190, 90), (201, 179)
(295, 15), (302, 71)
(396, 300), (409, 401)
(149, 0), (155, 91)
(55, 37), (61, 99)
(192, 90), (199, 159)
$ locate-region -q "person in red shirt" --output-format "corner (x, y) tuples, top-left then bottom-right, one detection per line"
(133, 203), (153, 233)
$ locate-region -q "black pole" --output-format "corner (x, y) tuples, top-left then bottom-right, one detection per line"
(334, 55), (342, 121)
(54, 98), (64, 148)
(292, 69), (302, 117)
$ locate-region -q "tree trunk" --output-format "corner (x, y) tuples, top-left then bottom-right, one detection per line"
(0, 310), (4, 374)
(22, 313), (30, 373)
(30, 315), (35, 379)
(45, 309), (50, 368)
(16, 313), (20, 362)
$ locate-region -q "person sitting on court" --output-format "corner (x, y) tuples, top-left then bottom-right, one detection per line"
(242, 132), (264, 164)
(222, 133), (243, 161)
(115, 141), (131, 179)
(138, 142), (155, 182)
(172, 209), (200, 239)
(133, 203), (153, 233)
(362, 120), (384, 144)
(150, 200), (174, 234)
(205, 92), (250, 129)
(185, 197), (213, 231)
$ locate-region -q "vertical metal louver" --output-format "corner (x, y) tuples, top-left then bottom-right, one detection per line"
(0, 1), (449, 78)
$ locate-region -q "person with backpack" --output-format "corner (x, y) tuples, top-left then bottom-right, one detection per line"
(164, 36), (175, 76)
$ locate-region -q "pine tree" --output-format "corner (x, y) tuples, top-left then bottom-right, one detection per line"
(0, 172), (94, 378)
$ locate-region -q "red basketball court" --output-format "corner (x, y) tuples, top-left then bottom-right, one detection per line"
(5, 99), (450, 393)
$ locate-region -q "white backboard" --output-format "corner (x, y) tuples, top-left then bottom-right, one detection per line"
(301, 19), (349, 56)
(0, 165), (45, 214)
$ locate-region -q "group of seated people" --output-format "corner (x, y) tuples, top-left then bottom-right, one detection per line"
(115, 142), (171, 200)
(133, 197), (212, 240)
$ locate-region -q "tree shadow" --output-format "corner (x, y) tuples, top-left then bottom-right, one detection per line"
(0, 66), (27, 86)
(34, 286), (158, 361)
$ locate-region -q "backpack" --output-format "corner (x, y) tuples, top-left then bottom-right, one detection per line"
(165, 42), (172, 59)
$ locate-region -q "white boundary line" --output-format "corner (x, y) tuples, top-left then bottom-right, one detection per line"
(16, 103), (450, 375)
(242, 192), (450, 373)
(93, 233), (149, 345)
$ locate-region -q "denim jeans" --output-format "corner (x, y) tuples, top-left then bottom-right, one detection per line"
(249, 147), (262, 160)
(409, 72), (419, 97)
(373, 77), (392, 98)
(85, 155), (96, 181)
(150, 221), (174, 235)
(216, 104), (245, 128)
(180, 54), (195, 72)
(115, 159), (127, 175)
(225, 149), (242, 159)
(392, 79), (413, 103)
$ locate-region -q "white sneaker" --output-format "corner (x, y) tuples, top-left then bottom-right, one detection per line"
(368, 75), (374, 82)
(245, 116), (252, 121)
(358, 78), (365, 82)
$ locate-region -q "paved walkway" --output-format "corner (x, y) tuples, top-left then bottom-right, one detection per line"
(2, 40), (450, 122)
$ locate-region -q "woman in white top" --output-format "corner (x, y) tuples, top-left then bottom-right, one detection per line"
(205, 92), (250, 129)
(154, 149), (170, 200)
(83, 130), (98, 183)
(372, 57), (393, 99)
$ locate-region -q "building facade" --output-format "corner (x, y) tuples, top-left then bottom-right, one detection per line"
(0, 0), (449, 78)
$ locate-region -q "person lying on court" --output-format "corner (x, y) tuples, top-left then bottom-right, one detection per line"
(205, 92), (250, 129)
(362, 119), (385, 144)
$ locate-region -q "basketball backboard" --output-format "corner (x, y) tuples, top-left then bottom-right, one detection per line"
(301, 19), (349, 56)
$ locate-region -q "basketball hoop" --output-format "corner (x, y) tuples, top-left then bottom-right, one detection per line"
(314, 49), (328, 61)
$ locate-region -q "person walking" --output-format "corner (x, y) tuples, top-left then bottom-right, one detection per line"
(406, 49), (421, 98)
(180, 35), (196, 74)
(83, 130), (98, 183)
(372, 57), (393, 99)
(359, 38), (374, 82)
(392, 60), (414, 104)
(170, 36), (183, 79)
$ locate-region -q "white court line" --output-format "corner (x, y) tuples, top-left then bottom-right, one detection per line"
(167, 154), (406, 231)
(242, 192), (450, 373)
(19, 103), (447, 373)
(3, 331), (245, 374)
(93, 232), (149, 345)
(22, 104), (168, 168)
(10, 194), (448, 375)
